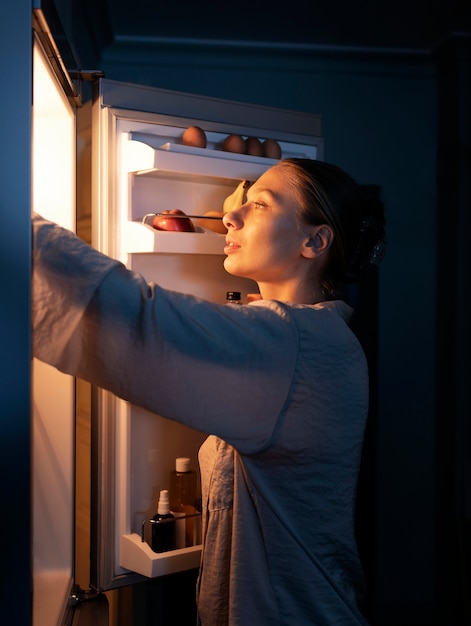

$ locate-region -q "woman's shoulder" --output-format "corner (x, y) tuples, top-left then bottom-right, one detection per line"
(249, 298), (353, 324)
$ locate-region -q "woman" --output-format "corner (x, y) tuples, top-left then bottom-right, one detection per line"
(32, 158), (386, 625)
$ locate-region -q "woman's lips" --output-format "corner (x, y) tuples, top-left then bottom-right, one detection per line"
(224, 238), (240, 255)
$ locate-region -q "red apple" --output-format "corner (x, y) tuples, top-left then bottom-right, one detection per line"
(151, 209), (195, 232)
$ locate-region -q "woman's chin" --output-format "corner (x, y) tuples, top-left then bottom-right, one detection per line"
(223, 258), (249, 280)
(223, 257), (237, 276)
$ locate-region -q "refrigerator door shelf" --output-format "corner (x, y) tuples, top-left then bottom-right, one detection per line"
(120, 533), (201, 578)
(123, 222), (225, 255)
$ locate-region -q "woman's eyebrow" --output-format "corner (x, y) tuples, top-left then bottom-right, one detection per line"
(247, 186), (271, 198)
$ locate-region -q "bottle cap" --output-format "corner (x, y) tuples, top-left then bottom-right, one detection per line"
(176, 457), (191, 472)
(226, 291), (241, 301)
(157, 489), (171, 515)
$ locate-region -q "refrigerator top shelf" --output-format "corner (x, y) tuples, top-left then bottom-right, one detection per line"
(124, 221), (226, 255)
(131, 138), (275, 181)
(128, 131), (316, 182)
(159, 141), (277, 166)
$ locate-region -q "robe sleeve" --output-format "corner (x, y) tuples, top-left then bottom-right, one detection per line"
(32, 213), (299, 454)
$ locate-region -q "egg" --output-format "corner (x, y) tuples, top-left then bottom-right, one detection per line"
(262, 139), (282, 159)
(245, 136), (263, 157)
(222, 134), (246, 154)
(182, 125), (207, 148)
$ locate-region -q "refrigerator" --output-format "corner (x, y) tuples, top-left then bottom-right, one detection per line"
(29, 3), (324, 625)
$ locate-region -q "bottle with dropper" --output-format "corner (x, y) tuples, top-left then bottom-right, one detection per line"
(151, 489), (176, 553)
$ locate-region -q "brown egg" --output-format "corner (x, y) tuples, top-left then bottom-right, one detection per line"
(222, 134), (246, 154)
(245, 136), (263, 157)
(182, 126), (207, 148)
(262, 139), (282, 159)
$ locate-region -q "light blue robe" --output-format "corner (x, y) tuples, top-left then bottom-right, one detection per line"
(32, 213), (369, 625)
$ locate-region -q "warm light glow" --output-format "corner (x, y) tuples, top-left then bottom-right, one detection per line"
(32, 42), (75, 230)
(32, 39), (76, 626)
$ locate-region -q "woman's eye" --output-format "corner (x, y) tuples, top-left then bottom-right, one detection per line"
(253, 201), (267, 209)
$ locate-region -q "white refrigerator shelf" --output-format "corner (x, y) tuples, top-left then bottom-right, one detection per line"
(129, 132), (277, 181)
(120, 533), (202, 578)
(123, 221), (226, 255)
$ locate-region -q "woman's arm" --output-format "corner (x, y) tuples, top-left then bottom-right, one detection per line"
(32, 213), (299, 453)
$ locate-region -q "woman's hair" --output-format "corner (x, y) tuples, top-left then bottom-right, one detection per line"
(277, 158), (386, 296)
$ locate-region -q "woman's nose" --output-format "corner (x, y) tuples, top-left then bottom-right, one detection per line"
(222, 213), (232, 229)
(222, 210), (239, 230)
(222, 202), (246, 229)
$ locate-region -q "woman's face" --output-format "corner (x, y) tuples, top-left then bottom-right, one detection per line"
(222, 165), (313, 286)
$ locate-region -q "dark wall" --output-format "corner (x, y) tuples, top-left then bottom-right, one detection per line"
(434, 34), (471, 625)
(0, 1), (32, 625)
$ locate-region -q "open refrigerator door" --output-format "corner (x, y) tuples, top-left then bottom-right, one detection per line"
(31, 5), (109, 624)
(31, 24), (77, 626)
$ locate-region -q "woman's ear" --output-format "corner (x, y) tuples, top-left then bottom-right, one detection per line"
(301, 225), (334, 259)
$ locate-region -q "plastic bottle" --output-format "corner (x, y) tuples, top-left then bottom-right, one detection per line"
(169, 457), (198, 548)
(151, 489), (176, 553)
(226, 291), (242, 304)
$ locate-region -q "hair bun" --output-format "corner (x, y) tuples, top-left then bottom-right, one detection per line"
(344, 198), (387, 282)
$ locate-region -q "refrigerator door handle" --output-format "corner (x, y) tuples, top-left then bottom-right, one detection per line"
(33, 8), (80, 106)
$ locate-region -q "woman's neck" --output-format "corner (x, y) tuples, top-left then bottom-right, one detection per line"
(257, 281), (325, 305)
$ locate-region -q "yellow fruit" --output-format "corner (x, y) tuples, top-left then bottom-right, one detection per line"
(222, 134), (245, 154)
(196, 211), (226, 234)
(223, 180), (250, 214)
(182, 126), (207, 148)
